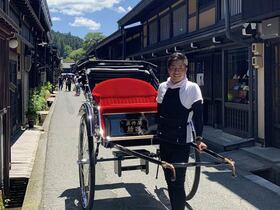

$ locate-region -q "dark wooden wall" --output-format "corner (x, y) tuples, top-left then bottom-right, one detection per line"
(0, 37), (11, 195)
(243, 0), (280, 19)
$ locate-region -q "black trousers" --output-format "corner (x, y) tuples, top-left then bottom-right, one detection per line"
(160, 141), (191, 210)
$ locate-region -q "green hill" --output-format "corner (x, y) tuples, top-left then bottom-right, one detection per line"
(51, 30), (83, 58)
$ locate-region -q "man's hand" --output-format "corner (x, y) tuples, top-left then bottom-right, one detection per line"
(196, 141), (207, 151)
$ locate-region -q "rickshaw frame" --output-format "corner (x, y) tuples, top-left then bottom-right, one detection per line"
(76, 59), (236, 210)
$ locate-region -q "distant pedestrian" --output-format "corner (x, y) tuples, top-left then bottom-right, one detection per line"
(75, 81), (81, 96)
(66, 77), (72, 91)
(58, 76), (63, 90)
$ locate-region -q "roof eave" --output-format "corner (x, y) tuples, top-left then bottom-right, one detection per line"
(118, 0), (155, 27)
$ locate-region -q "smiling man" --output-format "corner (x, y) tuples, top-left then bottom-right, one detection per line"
(156, 52), (207, 210)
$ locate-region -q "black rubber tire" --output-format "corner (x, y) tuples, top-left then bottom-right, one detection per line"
(185, 147), (201, 201)
(78, 114), (95, 210)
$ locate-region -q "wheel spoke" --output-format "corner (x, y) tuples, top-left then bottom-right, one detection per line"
(78, 117), (95, 209)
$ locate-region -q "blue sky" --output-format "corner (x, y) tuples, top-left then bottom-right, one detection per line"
(47, 0), (140, 39)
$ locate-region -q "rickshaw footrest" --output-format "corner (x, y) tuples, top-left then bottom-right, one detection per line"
(121, 165), (147, 171)
(112, 149), (150, 177)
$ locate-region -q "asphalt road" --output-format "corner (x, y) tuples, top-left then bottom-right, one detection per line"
(41, 90), (280, 210)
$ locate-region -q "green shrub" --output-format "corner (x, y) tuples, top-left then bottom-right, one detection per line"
(39, 82), (52, 99)
(26, 83), (52, 120)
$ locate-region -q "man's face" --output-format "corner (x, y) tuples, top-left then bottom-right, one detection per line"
(168, 59), (187, 84)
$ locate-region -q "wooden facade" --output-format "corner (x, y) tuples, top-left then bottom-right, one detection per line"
(0, 0), (60, 196)
(89, 0), (280, 148)
(0, 0), (19, 195)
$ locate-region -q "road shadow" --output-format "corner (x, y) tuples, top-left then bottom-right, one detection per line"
(60, 182), (170, 210)
(203, 169), (280, 209)
(154, 186), (194, 210)
(59, 187), (81, 209)
(10, 129), (25, 146)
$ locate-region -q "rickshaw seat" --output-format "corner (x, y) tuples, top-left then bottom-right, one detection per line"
(92, 78), (157, 113)
(92, 78), (157, 134)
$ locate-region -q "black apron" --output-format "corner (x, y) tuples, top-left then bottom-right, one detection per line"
(157, 88), (192, 145)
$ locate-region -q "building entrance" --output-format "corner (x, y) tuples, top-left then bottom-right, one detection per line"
(189, 52), (222, 128)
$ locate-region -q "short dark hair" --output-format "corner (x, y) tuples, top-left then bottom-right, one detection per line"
(167, 52), (188, 68)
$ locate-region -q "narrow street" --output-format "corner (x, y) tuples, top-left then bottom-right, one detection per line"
(39, 90), (280, 210)
(41, 90), (82, 209)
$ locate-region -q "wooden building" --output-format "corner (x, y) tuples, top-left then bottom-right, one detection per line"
(0, 0), (20, 195)
(88, 0), (280, 149)
(0, 0), (59, 196)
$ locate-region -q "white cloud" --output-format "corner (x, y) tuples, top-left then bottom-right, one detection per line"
(116, 6), (126, 13)
(50, 8), (58, 13)
(47, 0), (120, 16)
(51, 16), (61, 21)
(114, 5), (133, 13)
(70, 17), (101, 31)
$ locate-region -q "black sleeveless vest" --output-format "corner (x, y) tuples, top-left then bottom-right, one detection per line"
(157, 88), (191, 145)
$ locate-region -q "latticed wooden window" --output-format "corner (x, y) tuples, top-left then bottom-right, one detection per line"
(173, 5), (186, 36)
(226, 48), (249, 104)
(221, 0), (242, 18)
(148, 20), (157, 45)
(160, 14), (170, 41)
(143, 23), (147, 48)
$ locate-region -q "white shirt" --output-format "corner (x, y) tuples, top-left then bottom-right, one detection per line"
(156, 77), (203, 143)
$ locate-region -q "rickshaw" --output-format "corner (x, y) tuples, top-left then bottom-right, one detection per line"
(76, 59), (236, 210)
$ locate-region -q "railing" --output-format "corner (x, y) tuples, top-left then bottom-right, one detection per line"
(0, 108), (7, 190)
(221, 0), (242, 19)
(224, 102), (249, 136)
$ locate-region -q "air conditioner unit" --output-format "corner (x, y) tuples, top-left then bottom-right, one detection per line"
(260, 17), (280, 40)
(252, 43), (263, 56)
(252, 56), (263, 69)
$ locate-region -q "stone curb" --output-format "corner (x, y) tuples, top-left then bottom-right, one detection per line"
(21, 94), (58, 210)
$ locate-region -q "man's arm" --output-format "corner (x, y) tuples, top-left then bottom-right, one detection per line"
(191, 100), (207, 150)
(191, 100), (203, 137)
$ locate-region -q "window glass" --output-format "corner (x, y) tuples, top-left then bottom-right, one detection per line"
(9, 60), (17, 85)
(173, 5), (186, 36)
(188, 16), (196, 32)
(143, 23), (147, 48)
(199, 7), (215, 29)
(160, 14), (170, 41)
(188, 0), (197, 14)
(226, 48), (249, 104)
(188, 0), (197, 32)
(148, 20), (157, 45)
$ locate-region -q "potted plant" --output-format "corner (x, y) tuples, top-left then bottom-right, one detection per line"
(26, 102), (37, 128)
(26, 91), (40, 128)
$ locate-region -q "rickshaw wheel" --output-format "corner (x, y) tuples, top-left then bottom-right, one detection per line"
(78, 114), (95, 210)
(185, 146), (201, 201)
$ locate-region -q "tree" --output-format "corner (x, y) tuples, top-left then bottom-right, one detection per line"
(63, 57), (74, 63)
(51, 30), (83, 58)
(82, 32), (106, 51)
(68, 48), (85, 62)
(64, 45), (73, 58)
